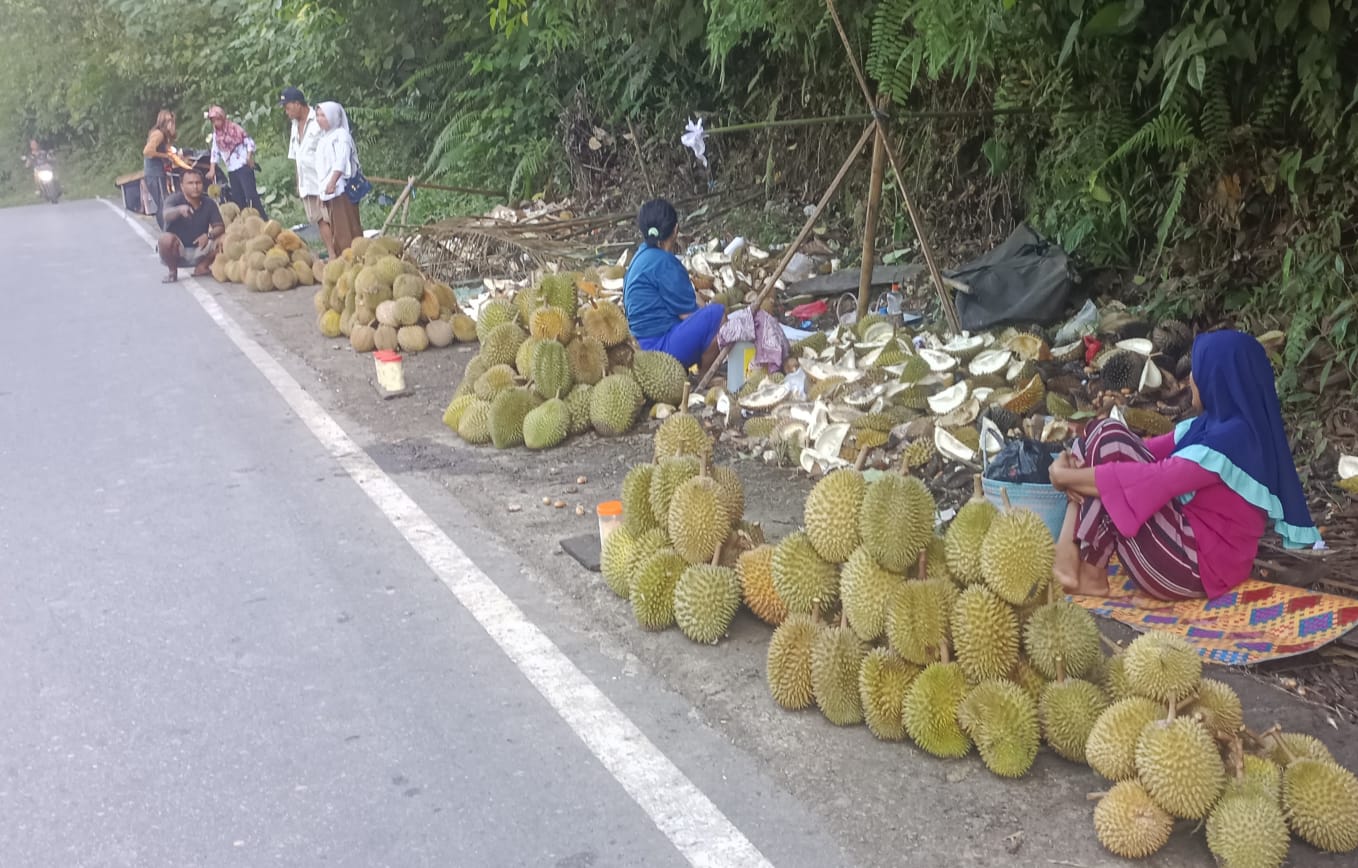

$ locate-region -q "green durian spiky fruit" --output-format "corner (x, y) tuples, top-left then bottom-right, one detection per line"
(589, 373), (644, 436)
(455, 399), (493, 444)
(738, 544), (786, 626)
(1100, 652), (1133, 701)
(373, 324), (399, 352)
(1024, 601), (1103, 680)
(488, 387), (540, 449)
(1086, 697), (1163, 782)
(885, 579), (955, 665)
(1135, 716), (1226, 819)
(743, 416), (776, 439)
(566, 336), (608, 385)
(654, 412), (711, 463)
(476, 298), (519, 342)
(456, 355), (492, 399)
(318, 309), (342, 337)
(350, 324), (377, 353)
(1010, 657), (1049, 704)
(1206, 793), (1290, 868)
(626, 529), (669, 592)
(452, 313), (478, 343)
(1225, 755), (1283, 802)
(482, 322), (527, 368)
(767, 614), (819, 710)
(804, 468), (866, 563)
(393, 273), (423, 300)
(392, 296), (422, 327)
(673, 565), (741, 644)
(515, 335), (545, 375)
(397, 325), (429, 353)
(1039, 678), (1108, 763)
(539, 272), (579, 320)
(902, 437), (935, 470)
(902, 662), (972, 758)
(858, 473), (935, 573)
(771, 531), (839, 616)
(512, 284), (543, 325)
(426, 319), (454, 348)
(475, 364), (518, 401)
(898, 354), (930, 384)
(791, 332), (828, 355)
(631, 549), (687, 630)
(944, 483), (998, 585)
(1282, 758), (1358, 853)
(1265, 732), (1335, 767)
(581, 299), (630, 346)
(921, 534), (951, 582)
(667, 474), (731, 565)
(811, 625), (867, 726)
(441, 394), (477, 433)
(531, 339), (573, 400)
(807, 375), (847, 401)
(523, 398), (569, 449)
(951, 586), (1020, 682)
(979, 507), (1054, 604)
(1093, 780), (1174, 859)
(858, 648), (918, 741)
(621, 464), (660, 534)
(710, 466), (744, 525)
(958, 680), (1040, 777)
(1186, 678), (1243, 741)
(600, 527), (637, 598)
(529, 304), (573, 342)
(631, 350), (688, 405)
(1100, 350), (1142, 392)
(564, 384), (593, 435)
(1123, 631), (1202, 704)
(840, 547), (905, 642)
(649, 456), (701, 523)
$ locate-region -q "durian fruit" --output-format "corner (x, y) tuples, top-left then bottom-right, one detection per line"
(1152, 319), (1193, 360)
(840, 546), (904, 642)
(711, 466), (744, 525)
(539, 272), (579, 319)
(859, 472), (935, 573)
(1045, 392), (1075, 418)
(885, 579), (955, 665)
(318, 310), (342, 338)
(1100, 350), (1143, 392)
(738, 544), (786, 626)
(804, 468), (866, 563)
(523, 397), (569, 449)
(393, 296), (422, 326)
(600, 526), (638, 598)
(261, 219), (283, 239)
(476, 298), (519, 342)
(1226, 755), (1283, 801)
(654, 409), (711, 463)
(1039, 678), (1108, 763)
(811, 624), (867, 726)
(482, 322), (527, 368)
(649, 456), (701, 521)
(531, 339), (574, 400)
(901, 662), (972, 758)
(631, 549), (687, 629)
(488, 387), (540, 449)
(582, 299), (631, 346)
(1086, 697), (1163, 782)
(771, 531), (840, 616)
(456, 399), (493, 445)
(393, 273), (423, 300)
(951, 586), (1020, 682)
(606, 342), (635, 371)
(1264, 731), (1334, 766)
(1281, 757), (1358, 852)
(350, 324), (377, 353)
(451, 313), (479, 343)
(589, 373), (644, 436)
(442, 394), (477, 433)
(767, 614), (819, 710)
(1122, 407), (1175, 437)
(529, 304), (573, 342)
(632, 350), (688, 405)
(1135, 716), (1226, 819)
(475, 364), (519, 401)
(1100, 652), (1134, 701)
(667, 471), (732, 565)
(1010, 657), (1050, 705)
(979, 503), (1054, 604)
(1186, 678), (1243, 741)
(397, 325), (429, 353)
(1023, 600), (1103, 680)
(742, 416), (777, 439)
(1093, 780), (1174, 859)
(566, 336), (608, 385)
(564, 384), (593, 435)
(1123, 631), (1201, 704)
(515, 335), (545, 375)
(673, 564), (741, 644)
(426, 319), (454, 348)
(263, 249), (290, 271)
(944, 476), (998, 585)
(957, 679), (1040, 777)
(902, 437), (935, 470)
(858, 648), (918, 741)
(621, 464), (660, 534)
(1208, 789), (1291, 868)
(625, 529), (670, 597)
(808, 375), (847, 401)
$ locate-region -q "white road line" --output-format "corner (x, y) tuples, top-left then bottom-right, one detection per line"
(100, 199), (773, 868)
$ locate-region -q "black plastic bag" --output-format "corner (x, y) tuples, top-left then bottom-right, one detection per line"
(984, 439), (1059, 485)
(947, 224), (1073, 331)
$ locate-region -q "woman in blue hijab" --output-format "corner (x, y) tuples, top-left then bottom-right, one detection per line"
(1051, 330), (1319, 599)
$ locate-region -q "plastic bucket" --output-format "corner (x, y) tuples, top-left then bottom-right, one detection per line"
(373, 350), (405, 392)
(981, 478), (1069, 542)
(596, 500), (623, 548)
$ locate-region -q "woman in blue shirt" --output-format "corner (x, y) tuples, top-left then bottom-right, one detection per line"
(623, 199), (725, 371)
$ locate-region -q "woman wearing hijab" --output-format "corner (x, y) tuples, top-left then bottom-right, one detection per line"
(623, 198), (725, 371)
(142, 109), (177, 228)
(312, 101), (364, 258)
(1050, 330), (1320, 600)
(205, 106), (266, 218)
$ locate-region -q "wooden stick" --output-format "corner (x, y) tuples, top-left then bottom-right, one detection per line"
(380, 176), (417, 235)
(824, 0), (961, 333)
(626, 118), (655, 199)
(695, 121), (877, 390)
(858, 95), (890, 317)
(366, 175), (502, 197)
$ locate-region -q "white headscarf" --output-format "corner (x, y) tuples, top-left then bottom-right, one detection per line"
(317, 101), (359, 177)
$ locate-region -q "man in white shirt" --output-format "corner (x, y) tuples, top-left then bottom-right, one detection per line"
(281, 87), (331, 254)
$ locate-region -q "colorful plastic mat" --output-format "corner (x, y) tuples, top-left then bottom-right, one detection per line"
(1068, 560), (1358, 665)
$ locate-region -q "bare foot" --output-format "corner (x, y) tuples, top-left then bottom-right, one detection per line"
(1071, 561), (1110, 596)
(162, 273), (179, 283)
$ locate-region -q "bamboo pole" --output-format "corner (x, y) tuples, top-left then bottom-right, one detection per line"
(825, 0), (962, 333)
(702, 107), (1053, 137)
(858, 94), (890, 316)
(695, 121), (877, 390)
(366, 176), (502, 197)
(380, 177), (417, 235)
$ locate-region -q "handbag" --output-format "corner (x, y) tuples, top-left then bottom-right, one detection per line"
(345, 169), (373, 205)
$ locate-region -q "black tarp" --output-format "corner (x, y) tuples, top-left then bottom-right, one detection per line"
(947, 224), (1073, 331)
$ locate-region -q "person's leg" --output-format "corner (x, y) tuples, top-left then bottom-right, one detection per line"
(656, 303), (726, 370)
(158, 234), (183, 282)
(226, 168), (246, 210)
(190, 242), (219, 277)
(236, 166), (266, 220)
(147, 172), (167, 229)
(319, 220), (336, 259)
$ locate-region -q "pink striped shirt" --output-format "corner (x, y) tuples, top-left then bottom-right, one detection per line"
(1094, 433), (1266, 598)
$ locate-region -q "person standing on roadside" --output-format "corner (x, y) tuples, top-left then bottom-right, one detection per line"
(142, 109), (177, 228)
(313, 101), (365, 259)
(280, 87), (330, 254)
(205, 106), (266, 218)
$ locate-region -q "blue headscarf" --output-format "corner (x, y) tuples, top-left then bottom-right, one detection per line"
(1172, 330), (1320, 549)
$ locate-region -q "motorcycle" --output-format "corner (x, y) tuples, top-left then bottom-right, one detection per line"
(31, 157), (60, 204)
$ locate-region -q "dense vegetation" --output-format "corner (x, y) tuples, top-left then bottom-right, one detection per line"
(2, 0), (1354, 421)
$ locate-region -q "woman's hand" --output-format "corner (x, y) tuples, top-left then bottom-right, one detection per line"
(325, 178), (337, 196)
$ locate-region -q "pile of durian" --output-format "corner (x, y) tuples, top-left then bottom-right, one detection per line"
(208, 204), (321, 292)
(441, 274), (690, 450)
(310, 236), (474, 353)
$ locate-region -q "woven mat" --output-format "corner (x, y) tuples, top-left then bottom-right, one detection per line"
(1069, 560), (1358, 665)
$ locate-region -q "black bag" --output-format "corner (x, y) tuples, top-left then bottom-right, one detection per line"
(984, 438), (1060, 485)
(947, 224), (1073, 331)
(345, 169), (373, 205)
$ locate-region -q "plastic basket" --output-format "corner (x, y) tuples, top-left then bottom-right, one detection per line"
(981, 477), (1069, 542)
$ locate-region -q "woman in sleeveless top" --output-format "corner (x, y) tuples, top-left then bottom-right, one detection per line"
(142, 110), (176, 228)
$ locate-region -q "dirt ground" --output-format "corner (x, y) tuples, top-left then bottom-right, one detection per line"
(205, 265), (1356, 868)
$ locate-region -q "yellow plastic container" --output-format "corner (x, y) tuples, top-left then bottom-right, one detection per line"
(596, 500), (623, 548)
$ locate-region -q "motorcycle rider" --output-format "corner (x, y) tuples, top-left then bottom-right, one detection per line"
(23, 140), (55, 198)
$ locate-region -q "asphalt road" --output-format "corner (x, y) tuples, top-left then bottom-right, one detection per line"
(0, 201), (848, 868)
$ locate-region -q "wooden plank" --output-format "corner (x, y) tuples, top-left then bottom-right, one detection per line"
(791, 264), (923, 298)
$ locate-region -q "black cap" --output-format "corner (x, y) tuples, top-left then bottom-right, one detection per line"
(278, 87), (306, 106)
